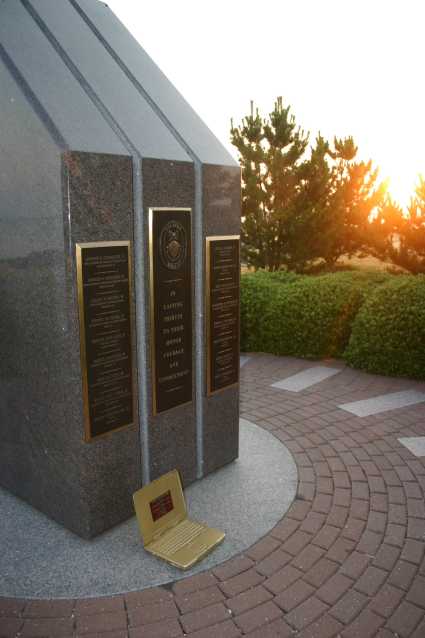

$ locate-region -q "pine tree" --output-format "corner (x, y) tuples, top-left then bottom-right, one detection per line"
(231, 98), (308, 271)
(231, 100), (385, 272)
(369, 194), (404, 260)
(326, 138), (385, 264)
(285, 134), (334, 271)
(385, 176), (425, 273)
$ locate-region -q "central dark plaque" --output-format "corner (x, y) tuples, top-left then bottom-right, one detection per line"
(149, 208), (192, 414)
(206, 236), (240, 395)
(76, 241), (134, 441)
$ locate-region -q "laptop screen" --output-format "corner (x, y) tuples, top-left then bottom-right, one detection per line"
(133, 469), (187, 545)
(150, 490), (174, 521)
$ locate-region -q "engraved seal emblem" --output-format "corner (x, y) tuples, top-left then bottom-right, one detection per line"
(160, 220), (187, 270)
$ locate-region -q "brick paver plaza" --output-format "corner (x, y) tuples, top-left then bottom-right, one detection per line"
(1, 354), (425, 637)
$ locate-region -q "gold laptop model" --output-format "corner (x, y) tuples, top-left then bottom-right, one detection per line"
(133, 469), (225, 570)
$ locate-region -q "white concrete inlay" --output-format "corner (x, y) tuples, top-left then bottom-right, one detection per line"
(0, 419), (297, 598)
(339, 390), (425, 417)
(240, 355), (250, 368)
(271, 366), (341, 392)
(398, 437), (425, 457)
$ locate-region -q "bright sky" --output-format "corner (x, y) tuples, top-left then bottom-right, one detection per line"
(107, 0), (424, 208)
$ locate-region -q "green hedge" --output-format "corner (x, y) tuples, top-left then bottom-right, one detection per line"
(241, 270), (425, 380)
(345, 276), (425, 379)
(241, 271), (388, 359)
(240, 271), (301, 351)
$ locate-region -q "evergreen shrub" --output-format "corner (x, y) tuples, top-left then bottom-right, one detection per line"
(345, 276), (425, 379)
(241, 270), (388, 359)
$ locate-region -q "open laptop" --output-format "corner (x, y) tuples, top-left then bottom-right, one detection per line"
(133, 469), (225, 570)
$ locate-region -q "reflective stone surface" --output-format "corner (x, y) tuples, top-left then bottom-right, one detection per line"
(141, 158), (197, 486)
(0, 146), (141, 538)
(202, 164), (241, 475)
(0, 0), (241, 538)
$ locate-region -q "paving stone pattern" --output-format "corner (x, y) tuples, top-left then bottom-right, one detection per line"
(1, 354), (425, 638)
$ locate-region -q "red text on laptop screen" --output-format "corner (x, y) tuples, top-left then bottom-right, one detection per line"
(150, 490), (174, 521)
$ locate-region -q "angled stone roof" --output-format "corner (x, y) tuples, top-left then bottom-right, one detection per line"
(0, 0), (236, 166)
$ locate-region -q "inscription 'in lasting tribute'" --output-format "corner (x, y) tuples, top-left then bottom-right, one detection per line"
(206, 236), (240, 395)
(76, 242), (134, 441)
(149, 209), (192, 414)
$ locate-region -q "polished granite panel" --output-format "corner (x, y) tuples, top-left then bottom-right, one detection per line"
(0, 0), (127, 155)
(0, 59), (89, 534)
(0, 149), (140, 539)
(203, 165), (241, 238)
(62, 151), (141, 537)
(29, 0), (189, 162)
(141, 158), (197, 486)
(202, 164), (241, 475)
(74, 0), (238, 166)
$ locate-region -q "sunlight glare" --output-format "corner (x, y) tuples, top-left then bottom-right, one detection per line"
(106, 0), (425, 211)
(385, 174), (418, 208)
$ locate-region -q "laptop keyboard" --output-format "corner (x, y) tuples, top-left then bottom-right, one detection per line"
(152, 519), (204, 555)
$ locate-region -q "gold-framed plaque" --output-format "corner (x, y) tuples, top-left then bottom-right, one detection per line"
(149, 208), (193, 415)
(76, 241), (134, 442)
(206, 235), (240, 396)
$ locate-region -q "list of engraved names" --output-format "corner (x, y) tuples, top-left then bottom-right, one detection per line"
(78, 243), (133, 439)
(207, 237), (240, 394)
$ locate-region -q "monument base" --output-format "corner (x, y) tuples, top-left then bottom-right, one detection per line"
(0, 420), (297, 598)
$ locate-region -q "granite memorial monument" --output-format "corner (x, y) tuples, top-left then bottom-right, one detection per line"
(0, 0), (240, 538)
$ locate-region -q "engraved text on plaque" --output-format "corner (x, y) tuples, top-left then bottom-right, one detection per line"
(149, 209), (192, 414)
(206, 236), (240, 395)
(76, 241), (134, 441)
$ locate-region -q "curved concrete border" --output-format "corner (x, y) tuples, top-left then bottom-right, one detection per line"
(0, 419), (297, 598)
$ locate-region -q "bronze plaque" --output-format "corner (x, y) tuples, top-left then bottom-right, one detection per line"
(206, 236), (240, 395)
(149, 208), (192, 414)
(76, 241), (134, 441)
